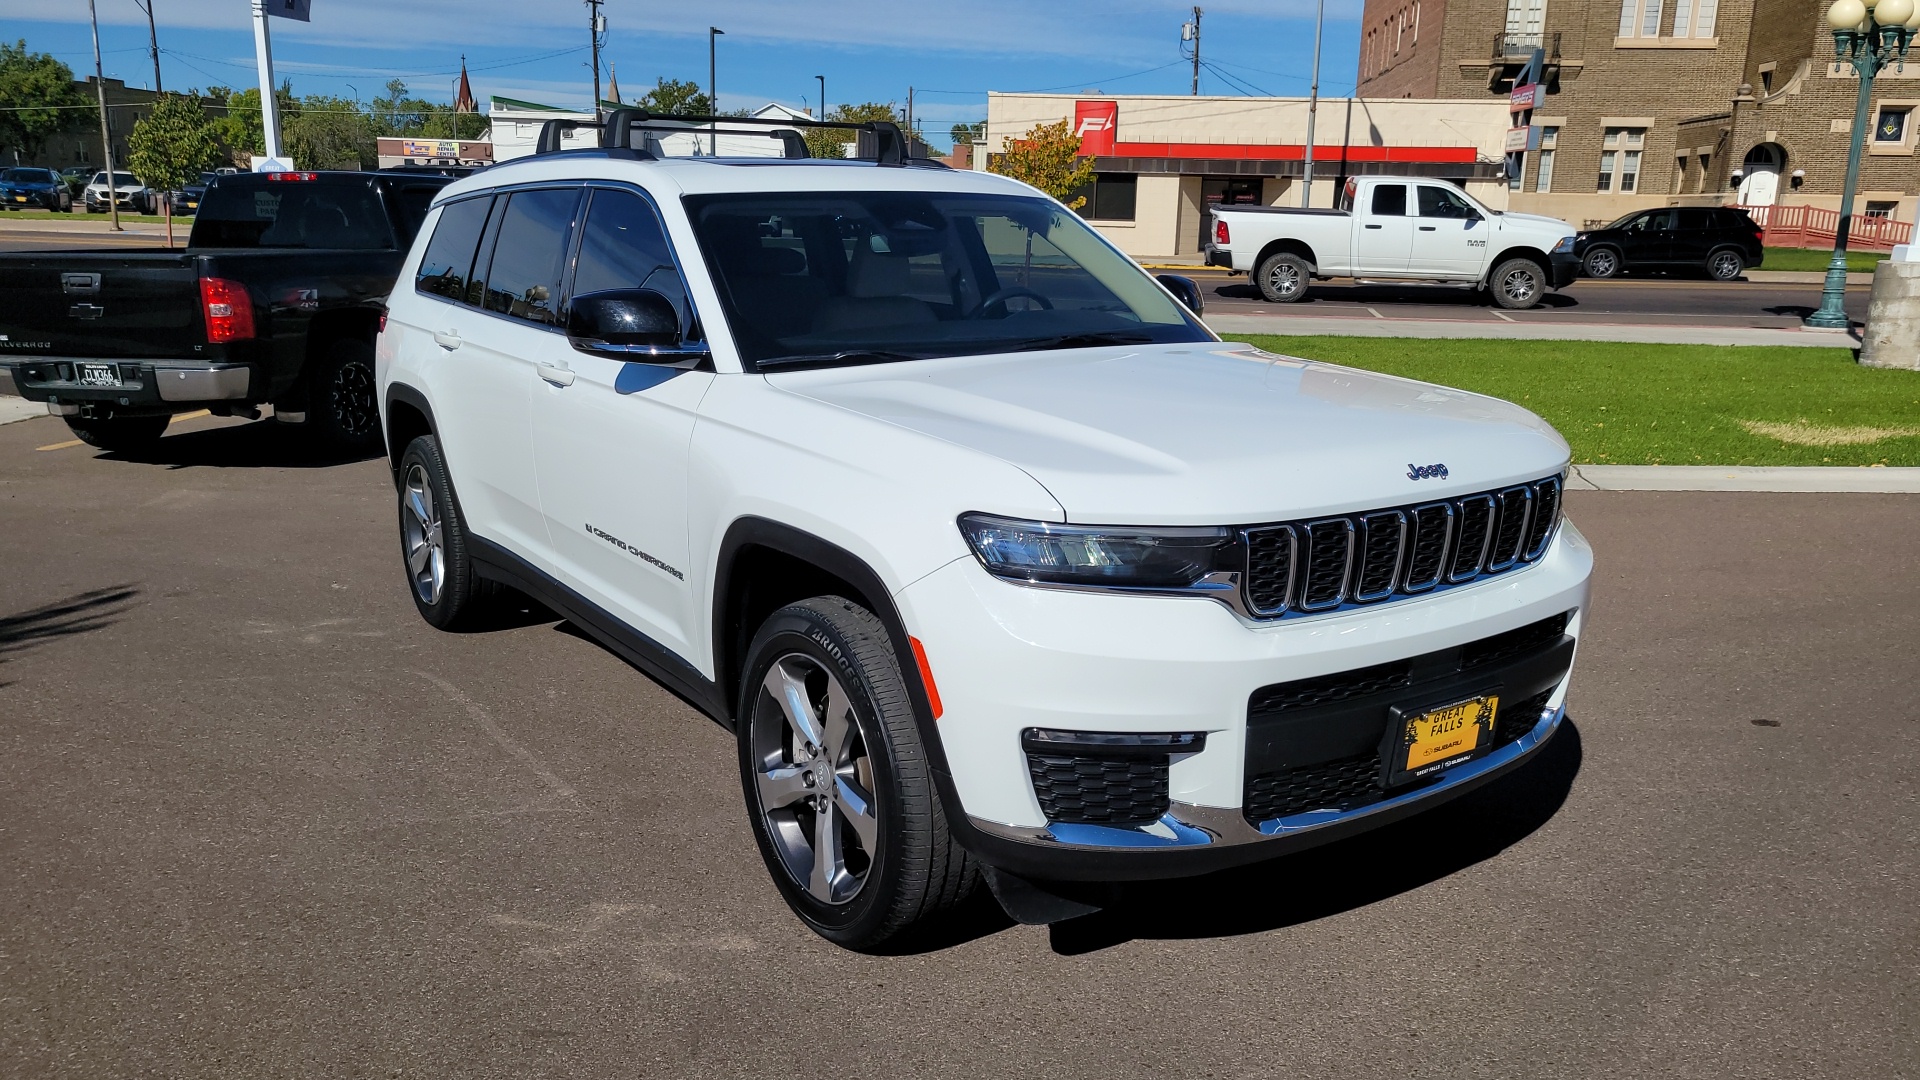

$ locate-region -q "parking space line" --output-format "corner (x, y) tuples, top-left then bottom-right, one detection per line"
(1491, 311), (1517, 322)
(34, 409), (217, 452)
(35, 439), (84, 452)
(1366, 307), (1385, 319)
(169, 409), (213, 424)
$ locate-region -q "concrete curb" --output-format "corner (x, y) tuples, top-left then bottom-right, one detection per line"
(1745, 269), (1875, 285)
(1208, 313), (1857, 348)
(1568, 464), (1920, 492)
(0, 217), (169, 235)
(1, 397), (46, 426)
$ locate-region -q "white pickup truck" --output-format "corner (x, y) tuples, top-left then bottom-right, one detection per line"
(1206, 175), (1580, 309)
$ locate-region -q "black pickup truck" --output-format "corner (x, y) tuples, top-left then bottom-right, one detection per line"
(0, 170), (452, 452)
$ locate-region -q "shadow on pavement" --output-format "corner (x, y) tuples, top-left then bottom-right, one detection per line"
(105, 418), (379, 470)
(0, 586), (140, 688)
(1045, 720), (1585, 956)
(1211, 281), (1580, 310)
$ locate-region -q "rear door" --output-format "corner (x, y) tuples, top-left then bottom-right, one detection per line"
(1354, 183), (1414, 276)
(529, 185), (710, 655)
(1409, 184), (1487, 279)
(1671, 208), (1715, 266)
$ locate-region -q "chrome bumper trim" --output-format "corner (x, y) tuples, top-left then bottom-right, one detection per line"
(967, 704), (1566, 851)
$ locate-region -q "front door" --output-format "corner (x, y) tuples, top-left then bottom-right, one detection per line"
(1355, 182), (1414, 276)
(1409, 184), (1487, 279)
(530, 186), (709, 657)
(1617, 209), (1676, 267)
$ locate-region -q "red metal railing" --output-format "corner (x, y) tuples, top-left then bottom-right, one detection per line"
(1730, 203), (1914, 251)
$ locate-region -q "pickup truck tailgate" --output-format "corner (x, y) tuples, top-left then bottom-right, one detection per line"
(0, 252), (205, 360)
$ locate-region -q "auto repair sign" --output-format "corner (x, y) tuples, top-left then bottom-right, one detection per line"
(1074, 100), (1118, 156)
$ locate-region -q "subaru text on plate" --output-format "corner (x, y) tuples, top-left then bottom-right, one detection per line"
(376, 109), (1592, 951)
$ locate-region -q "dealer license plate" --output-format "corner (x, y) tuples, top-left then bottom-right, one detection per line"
(186, 201), (198, 209)
(12, 196), (25, 203)
(77, 363), (121, 388)
(1395, 695), (1498, 780)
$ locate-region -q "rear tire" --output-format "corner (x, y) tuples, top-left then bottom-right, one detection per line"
(307, 338), (383, 455)
(396, 434), (498, 631)
(1255, 251), (1312, 303)
(738, 596), (980, 952)
(65, 414), (169, 452)
(1706, 247), (1744, 281)
(1581, 247), (1622, 279)
(1490, 257), (1547, 309)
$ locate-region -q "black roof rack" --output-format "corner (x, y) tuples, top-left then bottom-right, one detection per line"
(534, 109), (912, 166)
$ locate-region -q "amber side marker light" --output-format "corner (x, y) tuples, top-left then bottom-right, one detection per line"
(908, 636), (944, 720)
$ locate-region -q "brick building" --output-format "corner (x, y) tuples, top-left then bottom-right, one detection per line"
(1357, 0), (1920, 227)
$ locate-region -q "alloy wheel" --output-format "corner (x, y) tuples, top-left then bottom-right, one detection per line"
(330, 360), (379, 438)
(401, 463), (445, 605)
(1711, 251), (1741, 280)
(1501, 268), (1539, 304)
(1267, 262), (1301, 298)
(1586, 250), (1617, 278)
(751, 653), (881, 906)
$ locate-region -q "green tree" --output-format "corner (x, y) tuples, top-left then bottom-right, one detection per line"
(0, 40), (95, 162)
(208, 83), (300, 164)
(803, 101), (906, 159)
(638, 77), (712, 116)
(988, 118), (1096, 208)
(127, 92), (220, 243)
(948, 120), (984, 148)
(284, 94), (375, 170)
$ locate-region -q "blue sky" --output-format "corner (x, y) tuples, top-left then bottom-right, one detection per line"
(4, 0), (1362, 148)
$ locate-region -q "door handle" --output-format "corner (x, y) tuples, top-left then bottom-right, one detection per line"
(1418, 226), (1437, 232)
(537, 362), (576, 387)
(1364, 223), (1383, 230)
(432, 329), (462, 350)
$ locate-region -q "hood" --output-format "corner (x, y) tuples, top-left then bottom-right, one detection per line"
(1497, 211), (1575, 235)
(771, 343), (1569, 525)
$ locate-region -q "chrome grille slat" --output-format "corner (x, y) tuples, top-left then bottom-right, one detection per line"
(1237, 474), (1564, 620)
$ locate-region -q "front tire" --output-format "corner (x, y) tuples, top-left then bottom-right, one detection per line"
(396, 434), (496, 631)
(738, 597), (980, 951)
(1581, 247), (1622, 279)
(1706, 247), (1744, 281)
(65, 413), (169, 452)
(307, 338), (383, 454)
(1490, 257), (1547, 309)
(1255, 251), (1312, 303)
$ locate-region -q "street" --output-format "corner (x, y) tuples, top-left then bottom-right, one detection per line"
(1, 412), (1914, 1079)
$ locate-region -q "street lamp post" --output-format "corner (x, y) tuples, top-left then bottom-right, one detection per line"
(709, 27), (724, 155)
(1805, 0), (1918, 329)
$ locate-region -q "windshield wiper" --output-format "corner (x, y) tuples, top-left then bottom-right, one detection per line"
(1008, 330), (1157, 352)
(755, 349), (928, 372)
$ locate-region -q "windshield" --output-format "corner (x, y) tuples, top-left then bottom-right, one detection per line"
(1, 169), (54, 183)
(682, 191), (1211, 369)
(93, 172), (138, 186)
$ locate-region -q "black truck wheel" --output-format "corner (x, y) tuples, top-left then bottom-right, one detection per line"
(307, 338), (383, 455)
(65, 414), (170, 452)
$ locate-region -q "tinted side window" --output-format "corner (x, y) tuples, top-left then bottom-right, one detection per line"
(1416, 185), (1474, 218)
(391, 184), (444, 243)
(571, 188), (691, 330)
(1676, 208), (1712, 230)
(479, 188), (580, 327)
(414, 196), (493, 303)
(1371, 184), (1407, 216)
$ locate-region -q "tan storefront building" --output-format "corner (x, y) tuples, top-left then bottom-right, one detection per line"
(984, 93), (1513, 259)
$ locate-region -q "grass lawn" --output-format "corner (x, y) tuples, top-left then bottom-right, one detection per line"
(1759, 246), (1889, 273)
(1239, 334), (1920, 467)
(0, 208), (169, 224)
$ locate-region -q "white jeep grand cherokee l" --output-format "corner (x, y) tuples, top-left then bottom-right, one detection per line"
(376, 117), (1591, 951)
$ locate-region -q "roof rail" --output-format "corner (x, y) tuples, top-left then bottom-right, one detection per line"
(534, 109), (911, 166)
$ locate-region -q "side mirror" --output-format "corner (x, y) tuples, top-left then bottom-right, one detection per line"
(566, 288), (708, 365)
(1157, 273), (1204, 315)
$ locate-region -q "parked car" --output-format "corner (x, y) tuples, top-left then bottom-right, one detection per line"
(168, 171), (227, 216)
(375, 121), (1592, 951)
(59, 166), (93, 198)
(0, 167), (73, 212)
(1207, 176), (1580, 309)
(1573, 206), (1766, 281)
(82, 171), (156, 215)
(0, 170), (452, 452)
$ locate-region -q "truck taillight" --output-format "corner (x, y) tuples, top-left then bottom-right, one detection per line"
(200, 277), (255, 343)
(1215, 218), (1230, 246)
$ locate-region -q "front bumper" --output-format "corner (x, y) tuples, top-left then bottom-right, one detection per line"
(2, 189), (62, 209)
(897, 519), (1592, 880)
(4, 358), (253, 408)
(1550, 250), (1581, 289)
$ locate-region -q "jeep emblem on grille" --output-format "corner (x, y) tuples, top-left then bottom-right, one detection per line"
(1406, 462), (1449, 480)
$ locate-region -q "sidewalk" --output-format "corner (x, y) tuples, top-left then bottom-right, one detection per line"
(1207, 312), (1857, 348)
(1570, 464), (1920, 492)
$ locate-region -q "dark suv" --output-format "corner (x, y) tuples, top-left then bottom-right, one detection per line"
(1574, 206), (1765, 281)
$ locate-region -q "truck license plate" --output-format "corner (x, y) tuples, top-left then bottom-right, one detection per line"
(77, 363), (121, 388)
(1393, 695), (1498, 780)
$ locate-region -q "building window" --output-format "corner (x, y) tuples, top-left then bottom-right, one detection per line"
(1071, 173), (1137, 221)
(1599, 127), (1645, 192)
(1535, 126), (1558, 192)
(1865, 200), (1898, 218)
(1673, 156), (1688, 193)
(1620, 0), (1713, 37)
(1696, 152), (1711, 192)
(1506, 0), (1545, 38)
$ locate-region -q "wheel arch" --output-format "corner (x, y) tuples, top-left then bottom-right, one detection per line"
(1254, 237), (1320, 275)
(383, 382), (436, 480)
(1483, 246), (1551, 287)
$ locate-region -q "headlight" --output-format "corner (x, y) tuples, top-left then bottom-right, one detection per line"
(1551, 235), (1576, 254)
(958, 513), (1238, 589)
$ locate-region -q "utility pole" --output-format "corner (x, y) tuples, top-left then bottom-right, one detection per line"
(87, 0), (120, 231)
(709, 27), (724, 154)
(1187, 7), (1202, 95)
(586, 0), (604, 119)
(907, 86), (914, 149)
(133, 0), (161, 93)
(816, 74), (826, 120)
(1301, 0), (1325, 207)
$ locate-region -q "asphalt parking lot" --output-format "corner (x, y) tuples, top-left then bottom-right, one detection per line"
(1, 412), (1915, 1079)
